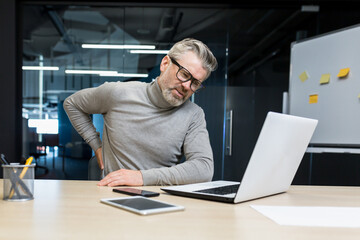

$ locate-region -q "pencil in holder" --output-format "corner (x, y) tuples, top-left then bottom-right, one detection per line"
(2, 163), (36, 201)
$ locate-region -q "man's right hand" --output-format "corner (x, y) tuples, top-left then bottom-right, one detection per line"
(95, 148), (104, 170)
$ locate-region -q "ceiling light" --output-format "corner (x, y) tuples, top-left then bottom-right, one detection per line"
(28, 119), (58, 134)
(22, 66), (59, 71)
(65, 70), (118, 75)
(301, 5), (319, 12)
(130, 50), (169, 54)
(82, 44), (156, 50)
(65, 70), (147, 78)
(44, 90), (77, 94)
(99, 73), (148, 78)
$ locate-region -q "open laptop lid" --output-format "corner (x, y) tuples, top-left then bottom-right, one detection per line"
(161, 112), (318, 204)
(233, 111), (318, 203)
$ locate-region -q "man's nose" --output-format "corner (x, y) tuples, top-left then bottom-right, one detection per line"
(181, 80), (192, 91)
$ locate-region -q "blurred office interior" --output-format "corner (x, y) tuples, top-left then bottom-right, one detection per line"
(1, 0), (359, 185)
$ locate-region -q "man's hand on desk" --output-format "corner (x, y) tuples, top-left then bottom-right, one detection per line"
(97, 169), (144, 187)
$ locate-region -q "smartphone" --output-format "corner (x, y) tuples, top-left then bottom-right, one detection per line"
(101, 196), (184, 215)
(113, 187), (160, 197)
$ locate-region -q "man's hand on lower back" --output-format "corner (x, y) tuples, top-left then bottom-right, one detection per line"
(95, 148), (104, 170)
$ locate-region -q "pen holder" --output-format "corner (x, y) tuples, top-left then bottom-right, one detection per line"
(2, 163), (36, 201)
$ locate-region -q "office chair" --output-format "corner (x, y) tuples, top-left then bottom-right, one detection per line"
(88, 155), (101, 180)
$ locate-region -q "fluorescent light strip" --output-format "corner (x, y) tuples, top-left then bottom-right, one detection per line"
(65, 70), (118, 75)
(82, 44), (155, 50)
(28, 119), (58, 134)
(44, 90), (77, 94)
(22, 66), (59, 71)
(100, 73), (148, 78)
(65, 70), (147, 78)
(130, 50), (169, 54)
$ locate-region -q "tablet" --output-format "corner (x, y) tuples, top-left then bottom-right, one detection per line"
(100, 196), (185, 215)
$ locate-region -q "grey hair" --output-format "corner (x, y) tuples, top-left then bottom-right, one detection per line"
(167, 38), (218, 79)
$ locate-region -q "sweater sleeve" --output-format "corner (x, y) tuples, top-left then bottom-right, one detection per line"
(63, 82), (114, 152)
(141, 108), (214, 185)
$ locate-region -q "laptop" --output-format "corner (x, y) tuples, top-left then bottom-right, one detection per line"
(161, 111), (318, 203)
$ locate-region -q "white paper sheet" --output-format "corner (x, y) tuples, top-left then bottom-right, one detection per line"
(250, 205), (360, 228)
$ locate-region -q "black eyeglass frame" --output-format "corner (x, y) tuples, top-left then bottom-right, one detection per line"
(169, 56), (205, 93)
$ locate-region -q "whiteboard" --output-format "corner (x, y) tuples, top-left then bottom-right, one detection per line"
(289, 24), (360, 146)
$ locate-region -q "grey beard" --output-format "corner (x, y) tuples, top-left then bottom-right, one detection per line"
(162, 88), (184, 107)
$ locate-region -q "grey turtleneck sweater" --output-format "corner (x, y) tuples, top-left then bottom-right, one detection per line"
(63, 79), (214, 185)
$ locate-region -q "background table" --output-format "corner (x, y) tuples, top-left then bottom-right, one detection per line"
(0, 180), (359, 240)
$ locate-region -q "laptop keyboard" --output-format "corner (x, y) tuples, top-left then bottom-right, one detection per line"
(194, 184), (240, 195)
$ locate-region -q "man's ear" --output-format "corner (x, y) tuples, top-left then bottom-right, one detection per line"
(160, 55), (170, 72)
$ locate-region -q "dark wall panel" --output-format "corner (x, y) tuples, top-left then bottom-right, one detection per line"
(294, 153), (360, 186)
(224, 86), (283, 182)
(196, 86), (225, 181)
(0, 1), (21, 171)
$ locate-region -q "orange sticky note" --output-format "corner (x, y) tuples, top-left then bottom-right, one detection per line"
(309, 94), (318, 104)
(320, 74), (330, 84)
(337, 68), (350, 78)
(299, 71), (309, 82)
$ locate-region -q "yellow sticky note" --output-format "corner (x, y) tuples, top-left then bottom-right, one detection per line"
(337, 68), (350, 78)
(299, 71), (309, 82)
(309, 94), (318, 104)
(320, 74), (330, 84)
(358, 93), (360, 99)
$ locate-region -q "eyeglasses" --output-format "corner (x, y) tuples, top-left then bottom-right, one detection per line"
(169, 57), (205, 93)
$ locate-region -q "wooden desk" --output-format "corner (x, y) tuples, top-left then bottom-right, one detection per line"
(0, 180), (359, 240)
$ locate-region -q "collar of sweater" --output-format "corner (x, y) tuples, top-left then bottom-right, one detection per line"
(146, 78), (178, 109)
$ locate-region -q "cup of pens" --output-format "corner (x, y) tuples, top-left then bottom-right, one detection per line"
(1, 155), (35, 201)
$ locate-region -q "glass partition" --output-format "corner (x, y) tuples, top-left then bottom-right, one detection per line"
(22, 4), (228, 179)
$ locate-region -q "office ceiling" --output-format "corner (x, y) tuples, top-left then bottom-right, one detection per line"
(22, 2), (360, 80)
(19, 1), (360, 120)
